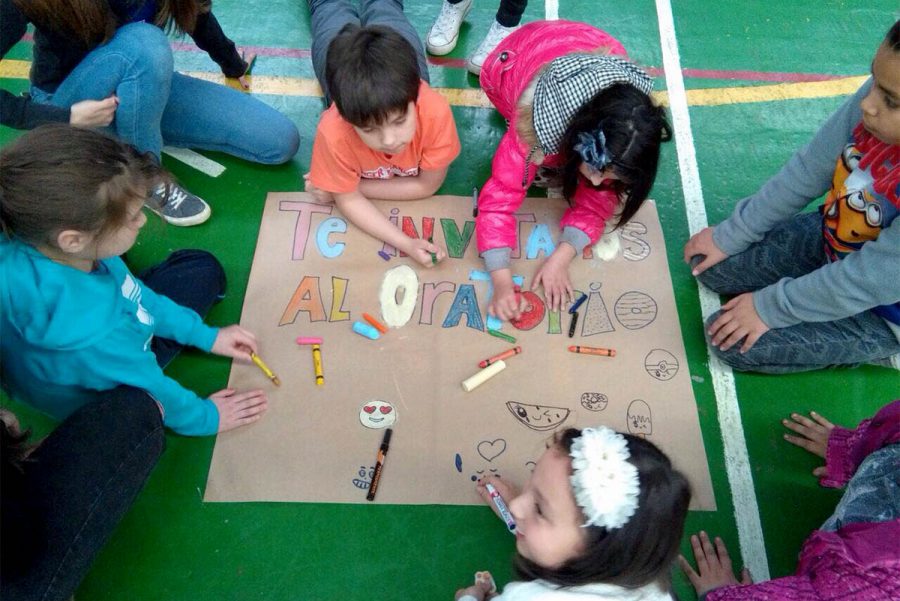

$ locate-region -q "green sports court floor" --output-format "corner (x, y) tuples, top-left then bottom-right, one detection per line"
(1, 1), (898, 599)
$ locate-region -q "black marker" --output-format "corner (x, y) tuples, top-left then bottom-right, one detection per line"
(568, 312), (579, 338)
(366, 428), (393, 501)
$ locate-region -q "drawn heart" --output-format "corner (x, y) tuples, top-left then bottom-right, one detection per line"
(363, 405), (376, 413)
(379, 406), (392, 414)
(477, 439), (507, 462)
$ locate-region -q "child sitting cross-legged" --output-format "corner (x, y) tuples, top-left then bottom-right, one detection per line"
(456, 427), (691, 600)
(304, 19), (461, 267)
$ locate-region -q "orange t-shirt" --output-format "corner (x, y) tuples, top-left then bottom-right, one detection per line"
(309, 81), (461, 194)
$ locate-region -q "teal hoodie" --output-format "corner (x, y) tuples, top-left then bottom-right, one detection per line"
(0, 238), (220, 435)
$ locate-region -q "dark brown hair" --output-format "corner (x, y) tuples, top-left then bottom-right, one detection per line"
(0, 125), (162, 247)
(514, 428), (691, 590)
(325, 24), (421, 127)
(12, 0), (207, 46)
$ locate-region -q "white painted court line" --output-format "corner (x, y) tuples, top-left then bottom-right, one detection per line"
(654, 0), (770, 581)
(162, 147), (226, 178)
(545, 0), (558, 21)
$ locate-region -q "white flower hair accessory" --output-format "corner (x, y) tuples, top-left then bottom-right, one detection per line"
(569, 427), (640, 530)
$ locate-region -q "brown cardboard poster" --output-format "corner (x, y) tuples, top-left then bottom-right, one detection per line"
(205, 193), (715, 509)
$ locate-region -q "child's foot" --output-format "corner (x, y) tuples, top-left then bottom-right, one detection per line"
(426, 0), (473, 56)
(467, 20), (519, 75)
(148, 182), (211, 227)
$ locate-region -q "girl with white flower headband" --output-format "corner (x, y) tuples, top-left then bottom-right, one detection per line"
(475, 20), (671, 322)
(455, 426), (691, 601)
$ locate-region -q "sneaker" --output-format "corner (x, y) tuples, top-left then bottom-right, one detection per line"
(467, 20), (518, 75)
(426, 0), (473, 56)
(148, 182), (211, 227)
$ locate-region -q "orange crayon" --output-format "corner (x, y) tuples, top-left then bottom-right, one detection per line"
(478, 346), (522, 368)
(362, 312), (388, 334)
(568, 345), (616, 357)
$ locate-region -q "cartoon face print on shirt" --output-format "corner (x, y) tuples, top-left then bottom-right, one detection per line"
(823, 142), (886, 252)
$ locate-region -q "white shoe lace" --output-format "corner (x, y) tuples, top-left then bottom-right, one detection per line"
(166, 187), (188, 211)
(431, 1), (468, 41)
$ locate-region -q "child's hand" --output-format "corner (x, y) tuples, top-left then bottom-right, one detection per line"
(237, 49), (256, 90)
(69, 96), (118, 127)
(211, 325), (258, 362)
(303, 174), (335, 204)
(782, 411), (835, 477)
(402, 237), (445, 267)
(531, 246), (575, 311)
(488, 270), (522, 321)
(678, 532), (752, 597)
(708, 293), (769, 353)
(211, 388), (268, 432)
(454, 581), (494, 601)
(684, 227), (728, 276)
(475, 475), (520, 518)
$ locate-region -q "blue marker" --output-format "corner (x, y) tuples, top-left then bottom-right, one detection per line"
(485, 482), (516, 533)
(568, 293), (587, 314)
(353, 321), (381, 340)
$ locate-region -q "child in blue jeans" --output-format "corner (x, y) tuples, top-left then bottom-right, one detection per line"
(684, 20), (900, 373)
(0, 125), (268, 435)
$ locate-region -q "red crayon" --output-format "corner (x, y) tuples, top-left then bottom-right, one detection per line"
(478, 346), (522, 368)
(362, 312), (388, 334)
(568, 345), (616, 357)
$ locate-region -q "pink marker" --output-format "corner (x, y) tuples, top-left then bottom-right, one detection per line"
(296, 336), (323, 345)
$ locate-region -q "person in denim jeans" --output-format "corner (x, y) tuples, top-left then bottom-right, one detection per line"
(0, 0), (300, 226)
(683, 21), (900, 373)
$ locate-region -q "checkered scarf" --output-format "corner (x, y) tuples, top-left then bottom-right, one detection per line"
(532, 54), (653, 155)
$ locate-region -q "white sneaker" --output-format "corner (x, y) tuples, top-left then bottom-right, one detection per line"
(426, 0), (474, 56)
(467, 20), (518, 75)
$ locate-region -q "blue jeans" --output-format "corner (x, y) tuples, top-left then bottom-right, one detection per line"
(33, 22), (299, 164)
(695, 212), (900, 373)
(1, 388), (165, 601)
(308, 0), (430, 104)
(820, 444), (900, 532)
(137, 249), (227, 368)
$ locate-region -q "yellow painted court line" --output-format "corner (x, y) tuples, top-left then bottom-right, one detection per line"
(0, 59), (867, 108)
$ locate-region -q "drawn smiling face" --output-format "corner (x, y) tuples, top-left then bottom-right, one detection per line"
(358, 400), (397, 429)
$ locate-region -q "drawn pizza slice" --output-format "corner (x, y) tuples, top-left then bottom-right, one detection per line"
(506, 402), (571, 431)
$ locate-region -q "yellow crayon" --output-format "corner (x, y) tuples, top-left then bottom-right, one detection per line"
(312, 344), (324, 386)
(250, 352), (281, 386)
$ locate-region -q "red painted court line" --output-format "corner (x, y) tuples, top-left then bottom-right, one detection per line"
(16, 33), (848, 83)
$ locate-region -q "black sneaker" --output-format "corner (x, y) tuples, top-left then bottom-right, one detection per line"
(148, 183), (211, 226)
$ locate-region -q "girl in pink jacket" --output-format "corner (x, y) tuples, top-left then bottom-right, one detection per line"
(476, 20), (670, 320)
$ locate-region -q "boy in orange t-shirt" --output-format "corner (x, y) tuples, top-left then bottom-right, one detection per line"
(304, 22), (461, 266)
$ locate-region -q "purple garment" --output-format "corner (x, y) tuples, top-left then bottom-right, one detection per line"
(708, 401), (900, 601)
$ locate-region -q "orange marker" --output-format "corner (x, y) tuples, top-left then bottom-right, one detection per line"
(362, 312), (388, 334)
(568, 345), (616, 357)
(478, 346), (522, 368)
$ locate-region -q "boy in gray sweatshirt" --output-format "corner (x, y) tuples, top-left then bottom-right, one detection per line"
(683, 20), (900, 373)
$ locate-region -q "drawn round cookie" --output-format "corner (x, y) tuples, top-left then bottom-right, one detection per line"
(580, 392), (608, 412)
(614, 291), (658, 330)
(506, 402), (571, 431)
(644, 349), (679, 381)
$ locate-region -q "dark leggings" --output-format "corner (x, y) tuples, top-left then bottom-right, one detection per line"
(446, 0), (528, 27)
(1, 389), (165, 601)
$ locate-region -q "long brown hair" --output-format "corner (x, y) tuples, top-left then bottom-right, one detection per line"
(12, 0), (209, 46)
(0, 125), (163, 247)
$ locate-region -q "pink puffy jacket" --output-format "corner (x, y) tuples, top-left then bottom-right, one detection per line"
(477, 20), (628, 259)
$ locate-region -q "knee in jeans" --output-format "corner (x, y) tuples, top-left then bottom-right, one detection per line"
(260, 119), (301, 165)
(170, 249), (227, 295)
(112, 23), (174, 80)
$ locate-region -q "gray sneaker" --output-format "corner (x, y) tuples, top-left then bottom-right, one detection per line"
(148, 183), (211, 227)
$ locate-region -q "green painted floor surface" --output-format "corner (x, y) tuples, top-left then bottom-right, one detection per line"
(1, 1), (898, 599)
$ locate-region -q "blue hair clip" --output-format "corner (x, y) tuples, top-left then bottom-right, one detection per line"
(574, 129), (612, 172)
